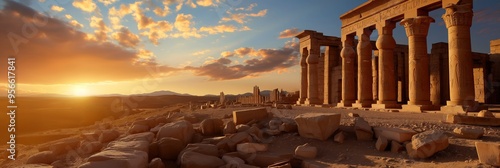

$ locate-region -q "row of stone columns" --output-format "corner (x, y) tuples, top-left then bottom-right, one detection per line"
(338, 1), (475, 112)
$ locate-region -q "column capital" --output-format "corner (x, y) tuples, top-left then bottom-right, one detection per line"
(442, 3), (473, 28)
(356, 28), (373, 42)
(341, 35), (355, 59)
(306, 50), (319, 64)
(400, 16), (435, 37)
(376, 21), (396, 50)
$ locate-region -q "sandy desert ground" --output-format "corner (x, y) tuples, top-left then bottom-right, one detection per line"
(1, 105), (499, 168)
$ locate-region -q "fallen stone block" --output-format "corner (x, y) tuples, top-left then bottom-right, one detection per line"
(236, 143), (268, 154)
(99, 130), (120, 143)
(475, 141), (500, 166)
(269, 119), (283, 130)
(391, 141), (404, 153)
(446, 114), (500, 126)
(478, 110), (495, 118)
(128, 124), (149, 134)
(180, 151), (225, 168)
(156, 120), (194, 145)
(354, 117), (373, 141)
(106, 140), (149, 153)
(223, 121), (237, 135)
(38, 137), (80, 155)
(348, 113), (360, 118)
(79, 141), (103, 155)
(295, 143), (317, 159)
(233, 108), (269, 125)
(406, 130), (449, 159)
(81, 150), (148, 168)
(453, 127), (484, 139)
(119, 132), (155, 143)
(375, 136), (388, 151)
(236, 124), (251, 132)
(333, 131), (345, 143)
(157, 137), (184, 160)
(294, 113), (341, 141)
(148, 158), (165, 168)
(216, 132), (253, 152)
(26, 151), (57, 165)
(373, 127), (417, 143)
(200, 118), (224, 136)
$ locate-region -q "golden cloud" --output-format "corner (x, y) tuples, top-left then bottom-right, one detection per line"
(72, 0), (97, 13)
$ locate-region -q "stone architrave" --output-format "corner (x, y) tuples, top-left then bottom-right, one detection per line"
(441, 1), (477, 113)
(400, 16), (436, 113)
(352, 28), (374, 108)
(337, 35), (356, 107)
(372, 21), (400, 109)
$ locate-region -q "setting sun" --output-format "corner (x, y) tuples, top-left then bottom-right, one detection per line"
(72, 85), (89, 97)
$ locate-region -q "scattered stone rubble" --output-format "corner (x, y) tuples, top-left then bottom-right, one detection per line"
(20, 108), (500, 167)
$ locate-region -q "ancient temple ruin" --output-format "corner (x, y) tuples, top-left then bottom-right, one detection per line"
(297, 0), (498, 113)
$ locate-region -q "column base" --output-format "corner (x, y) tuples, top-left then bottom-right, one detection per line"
(296, 98), (306, 105)
(337, 100), (355, 107)
(372, 101), (401, 109)
(444, 100), (482, 112)
(401, 104), (438, 113)
(352, 100), (373, 108)
(304, 98), (321, 105)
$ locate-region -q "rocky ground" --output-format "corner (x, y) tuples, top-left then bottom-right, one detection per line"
(1, 105), (499, 168)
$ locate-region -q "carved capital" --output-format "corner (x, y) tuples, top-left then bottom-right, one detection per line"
(376, 21), (396, 35)
(400, 16), (435, 37)
(306, 53), (319, 64)
(341, 36), (355, 59)
(442, 3), (473, 28)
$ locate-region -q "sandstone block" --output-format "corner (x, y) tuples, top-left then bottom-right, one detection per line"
(157, 137), (184, 160)
(354, 117), (373, 141)
(446, 114), (500, 126)
(391, 141), (404, 153)
(180, 151), (225, 168)
(373, 127), (417, 143)
(375, 136), (388, 151)
(348, 113), (360, 118)
(279, 122), (298, 133)
(453, 127), (484, 139)
(294, 113), (341, 141)
(156, 120), (194, 145)
(269, 119), (283, 130)
(200, 118), (224, 136)
(233, 108), (269, 125)
(82, 150), (148, 168)
(99, 130), (120, 143)
(236, 143), (268, 154)
(119, 132), (155, 143)
(128, 124), (150, 134)
(294, 143), (317, 159)
(223, 121), (237, 135)
(106, 140), (149, 153)
(406, 130), (449, 159)
(236, 124), (251, 132)
(478, 110), (495, 118)
(26, 151), (56, 165)
(333, 131), (345, 143)
(149, 158), (165, 168)
(475, 141), (500, 166)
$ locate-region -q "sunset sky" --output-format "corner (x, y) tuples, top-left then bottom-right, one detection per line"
(1, 0), (499, 96)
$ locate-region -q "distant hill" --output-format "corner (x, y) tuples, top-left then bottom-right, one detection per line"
(132, 90), (193, 96)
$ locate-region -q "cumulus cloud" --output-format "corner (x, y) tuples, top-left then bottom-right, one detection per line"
(199, 24), (237, 34)
(153, 6), (170, 17)
(72, 0), (97, 13)
(0, 1), (177, 84)
(196, 0), (216, 7)
(98, 0), (117, 6)
(69, 20), (84, 29)
(185, 40), (299, 80)
(221, 9), (267, 24)
(140, 20), (174, 45)
(50, 5), (64, 12)
(279, 28), (301, 39)
(171, 13), (202, 38)
(235, 3), (257, 11)
(186, 0), (197, 8)
(112, 27), (140, 48)
(89, 16), (111, 41)
(192, 49), (210, 56)
(65, 14), (72, 19)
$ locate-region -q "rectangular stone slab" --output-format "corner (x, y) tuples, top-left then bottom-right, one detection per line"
(475, 141), (500, 166)
(446, 114), (500, 126)
(294, 113), (341, 141)
(373, 127), (417, 143)
(233, 108), (268, 125)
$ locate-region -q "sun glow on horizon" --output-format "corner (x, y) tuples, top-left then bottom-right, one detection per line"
(72, 85), (89, 97)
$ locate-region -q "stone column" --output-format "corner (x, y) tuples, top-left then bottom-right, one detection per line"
(352, 28), (373, 108)
(372, 51), (378, 102)
(372, 21), (400, 109)
(305, 46), (321, 105)
(401, 16), (435, 112)
(296, 48), (308, 105)
(337, 35), (356, 107)
(323, 46), (334, 105)
(441, 2), (478, 113)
